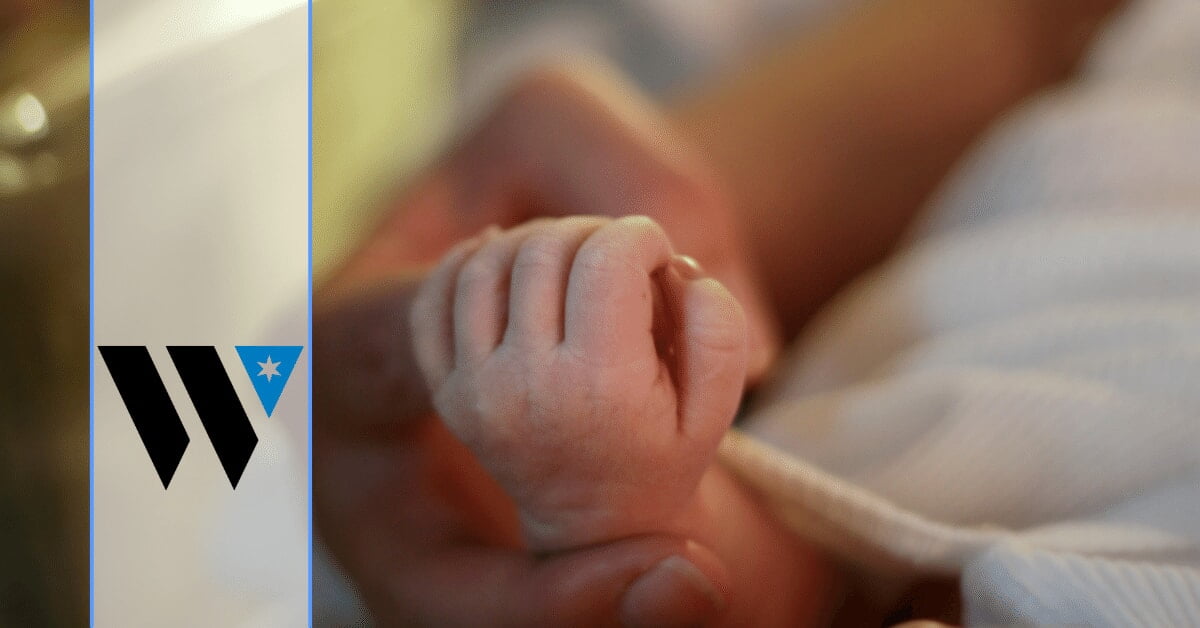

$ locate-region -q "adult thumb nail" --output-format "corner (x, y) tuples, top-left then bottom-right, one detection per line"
(619, 556), (727, 628)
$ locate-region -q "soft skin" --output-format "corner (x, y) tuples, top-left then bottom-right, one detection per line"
(410, 216), (748, 552)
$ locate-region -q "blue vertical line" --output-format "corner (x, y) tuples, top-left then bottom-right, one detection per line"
(307, 0), (314, 625)
(88, 0), (96, 622)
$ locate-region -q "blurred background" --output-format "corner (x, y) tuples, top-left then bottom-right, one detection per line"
(0, 1), (89, 626)
(313, 1), (460, 278)
(311, 1), (842, 280)
(5, 0), (306, 625)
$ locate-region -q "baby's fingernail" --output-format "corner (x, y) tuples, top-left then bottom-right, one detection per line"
(620, 556), (726, 628)
(480, 224), (502, 239)
(670, 254), (705, 280)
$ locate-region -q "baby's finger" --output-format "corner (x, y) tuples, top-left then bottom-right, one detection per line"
(505, 216), (608, 349)
(454, 220), (549, 366)
(563, 216), (674, 366)
(663, 264), (746, 443)
(410, 231), (494, 388)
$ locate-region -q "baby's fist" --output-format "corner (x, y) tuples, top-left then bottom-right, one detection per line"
(410, 216), (747, 550)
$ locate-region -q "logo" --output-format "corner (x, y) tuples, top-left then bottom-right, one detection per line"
(98, 345), (303, 489)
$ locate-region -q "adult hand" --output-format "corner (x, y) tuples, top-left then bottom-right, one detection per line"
(336, 61), (780, 382)
(314, 64), (779, 625)
(315, 274), (743, 625)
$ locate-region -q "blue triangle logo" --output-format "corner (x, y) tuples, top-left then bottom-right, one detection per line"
(235, 346), (303, 417)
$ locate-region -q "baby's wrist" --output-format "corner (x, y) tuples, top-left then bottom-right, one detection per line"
(518, 509), (602, 553)
(517, 496), (704, 554)
(518, 507), (649, 553)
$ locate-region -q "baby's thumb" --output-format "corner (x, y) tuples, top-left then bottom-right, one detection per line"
(665, 255), (748, 444)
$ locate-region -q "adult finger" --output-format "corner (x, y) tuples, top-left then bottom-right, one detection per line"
(378, 536), (730, 627)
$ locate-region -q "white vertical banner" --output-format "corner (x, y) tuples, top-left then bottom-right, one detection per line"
(92, 1), (309, 625)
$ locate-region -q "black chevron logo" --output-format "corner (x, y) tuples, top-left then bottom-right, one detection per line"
(98, 346), (260, 489)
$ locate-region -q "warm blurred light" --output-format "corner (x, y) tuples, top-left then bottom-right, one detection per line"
(31, 151), (59, 187)
(0, 151), (29, 195)
(0, 90), (51, 146)
(13, 92), (47, 135)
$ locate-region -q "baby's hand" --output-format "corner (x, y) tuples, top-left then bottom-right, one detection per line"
(410, 216), (747, 551)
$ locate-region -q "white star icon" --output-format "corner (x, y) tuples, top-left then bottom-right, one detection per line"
(257, 355), (281, 382)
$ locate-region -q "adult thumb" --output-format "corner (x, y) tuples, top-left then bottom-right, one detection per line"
(517, 536), (730, 627)
(619, 553), (729, 627)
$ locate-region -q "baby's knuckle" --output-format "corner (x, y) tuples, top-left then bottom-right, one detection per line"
(514, 234), (566, 271)
(573, 243), (634, 277)
(559, 215), (610, 230)
(571, 244), (608, 273)
(456, 255), (498, 287)
(615, 214), (668, 242)
(518, 216), (558, 233)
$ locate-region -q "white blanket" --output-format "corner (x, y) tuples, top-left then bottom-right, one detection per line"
(721, 3), (1200, 623)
